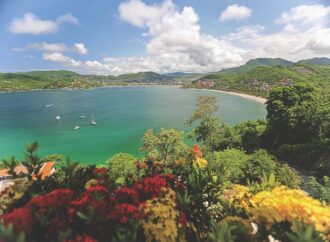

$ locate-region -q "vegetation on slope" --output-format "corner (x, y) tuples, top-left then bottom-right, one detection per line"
(186, 63), (330, 97)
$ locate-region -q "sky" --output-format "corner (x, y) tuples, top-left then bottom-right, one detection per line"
(0, 0), (329, 75)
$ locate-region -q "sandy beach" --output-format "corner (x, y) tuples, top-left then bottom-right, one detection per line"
(200, 89), (267, 104)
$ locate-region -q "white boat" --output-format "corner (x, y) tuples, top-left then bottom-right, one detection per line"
(73, 125), (80, 130)
(80, 115), (85, 118)
(90, 114), (96, 125)
(55, 115), (61, 121)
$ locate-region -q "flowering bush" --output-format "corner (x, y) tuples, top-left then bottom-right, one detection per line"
(0, 143), (329, 242)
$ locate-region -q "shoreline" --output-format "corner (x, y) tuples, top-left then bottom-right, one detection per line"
(188, 88), (267, 104)
(1, 85), (267, 104)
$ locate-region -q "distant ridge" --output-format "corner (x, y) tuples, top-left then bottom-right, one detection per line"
(296, 57), (330, 65)
(220, 58), (293, 73)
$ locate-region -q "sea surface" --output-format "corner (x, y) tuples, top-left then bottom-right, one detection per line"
(0, 86), (266, 164)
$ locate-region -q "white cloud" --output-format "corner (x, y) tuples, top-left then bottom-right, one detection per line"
(57, 13), (79, 25)
(9, 13), (58, 34)
(219, 4), (252, 22)
(41, 2), (330, 75)
(275, 4), (330, 28)
(43, 52), (81, 67)
(26, 42), (69, 52)
(13, 42), (88, 55)
(73, 43), (88, 55)
(8, 12), (78, 35)
(117, 0), (245, 73)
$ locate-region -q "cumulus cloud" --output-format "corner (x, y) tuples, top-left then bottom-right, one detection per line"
(73, 43), (88, 55)
(222, 4), (330, 60)
(13, 42), (88, 55)
(275, 4), (330, 28)
(42, 2), (330, 75)
(219, 4), (252, 22)
(57, 13), (79, 25)
(43, 52), (81, 67)
(117, 0), (245, 73)
(8, 12), (78, 35)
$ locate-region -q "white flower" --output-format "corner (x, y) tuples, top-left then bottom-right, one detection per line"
(250, 222), (258, 235)
(268, 235), (281, 242)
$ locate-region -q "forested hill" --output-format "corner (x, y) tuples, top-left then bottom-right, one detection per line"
(0, 70), (177, 91)
(185, 58), (330, 97)
(1, 57), (330, 94)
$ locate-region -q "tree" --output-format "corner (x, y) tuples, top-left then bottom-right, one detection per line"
(21, 141), (44, 180)
(266, 82), (320, 146)
(234, 120), (266, 153)
(187, 96), (239, 152)
(141, 128), (189, 162)
(107, 153), (137, 185)
(186, 96), (218, 125)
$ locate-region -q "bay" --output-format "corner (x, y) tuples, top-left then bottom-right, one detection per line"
(0, 86), (266, 164)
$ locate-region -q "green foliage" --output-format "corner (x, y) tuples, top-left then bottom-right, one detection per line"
(0, 224), (26, 242)
(1, 157), (20, 178)
(244, 149), (278, 183)
(107, 153), (138, 185)
(21, 142), (44, 180)
(287, 221), (324, 242)
(304, 176), (330, 203)
(141, 128), (189, 162)
(266, 83), (330, 173)
(211, 148), (301, 188)
(212, 149), (249, 183)
(186, 96), (219, 125)
(266, 82), (321, 145)
(42, 154), (65, 167)
(209, 220), (251, 242)
(234, 120), (266, 153)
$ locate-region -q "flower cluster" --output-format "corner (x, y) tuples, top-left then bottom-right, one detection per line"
(141, 188), (186, 242)
(249, 186), (330, 233)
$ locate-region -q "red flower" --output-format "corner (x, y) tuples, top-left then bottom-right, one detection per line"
(64, 234), (98, 242)
(29, 188), (75, 215)
(1, 206), (34, 233)
(108, 203), (138, 224)
(178, 211), (188, 227)
(112, 187), (139, 205)
(192, 144), (203, 158)
(69, 185), (109, 220)
(134, 175), (169, 199)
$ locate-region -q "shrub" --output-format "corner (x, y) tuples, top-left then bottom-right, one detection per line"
(107, 153), (138, 185)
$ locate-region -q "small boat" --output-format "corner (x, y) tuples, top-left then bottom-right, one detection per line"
(80, 115), (85, 118)
(46, 104), (54, 107)
(90, 114), (96, 125)
(73, 125), (80, 130)
(55, 115), (61, 121)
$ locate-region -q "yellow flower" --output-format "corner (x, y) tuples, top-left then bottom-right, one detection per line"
(193, 157), (207, 169)
(140, 188), (186, 242)
(223, 184), (254, 210)
(249, 186), (330, 233)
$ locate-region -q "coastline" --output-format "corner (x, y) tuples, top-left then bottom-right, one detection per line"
(1, 85), (267, 104)
(194, 88), (267, 104)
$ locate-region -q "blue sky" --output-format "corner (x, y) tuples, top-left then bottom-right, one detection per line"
(0, 0), (329, 74)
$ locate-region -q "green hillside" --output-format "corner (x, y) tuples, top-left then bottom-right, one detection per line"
(117, 71), (170, 83)
(186, 63), (330, 97)
(0, 71), (173, 92)
(297, 57), (330, 65)
(220, 58), (293, 73)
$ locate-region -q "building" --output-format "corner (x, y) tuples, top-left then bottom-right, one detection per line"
(0, 162), (56, 181)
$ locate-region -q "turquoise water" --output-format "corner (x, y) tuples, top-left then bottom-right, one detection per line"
(0, 86), (266, 164)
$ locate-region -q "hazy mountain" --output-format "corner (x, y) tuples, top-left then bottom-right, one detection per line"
(296, 57), (330, 65)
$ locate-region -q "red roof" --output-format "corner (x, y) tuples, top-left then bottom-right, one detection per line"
(0, 162), (55, 180)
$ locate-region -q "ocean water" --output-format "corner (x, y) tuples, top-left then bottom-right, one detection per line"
(0, 86), (266, 164)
